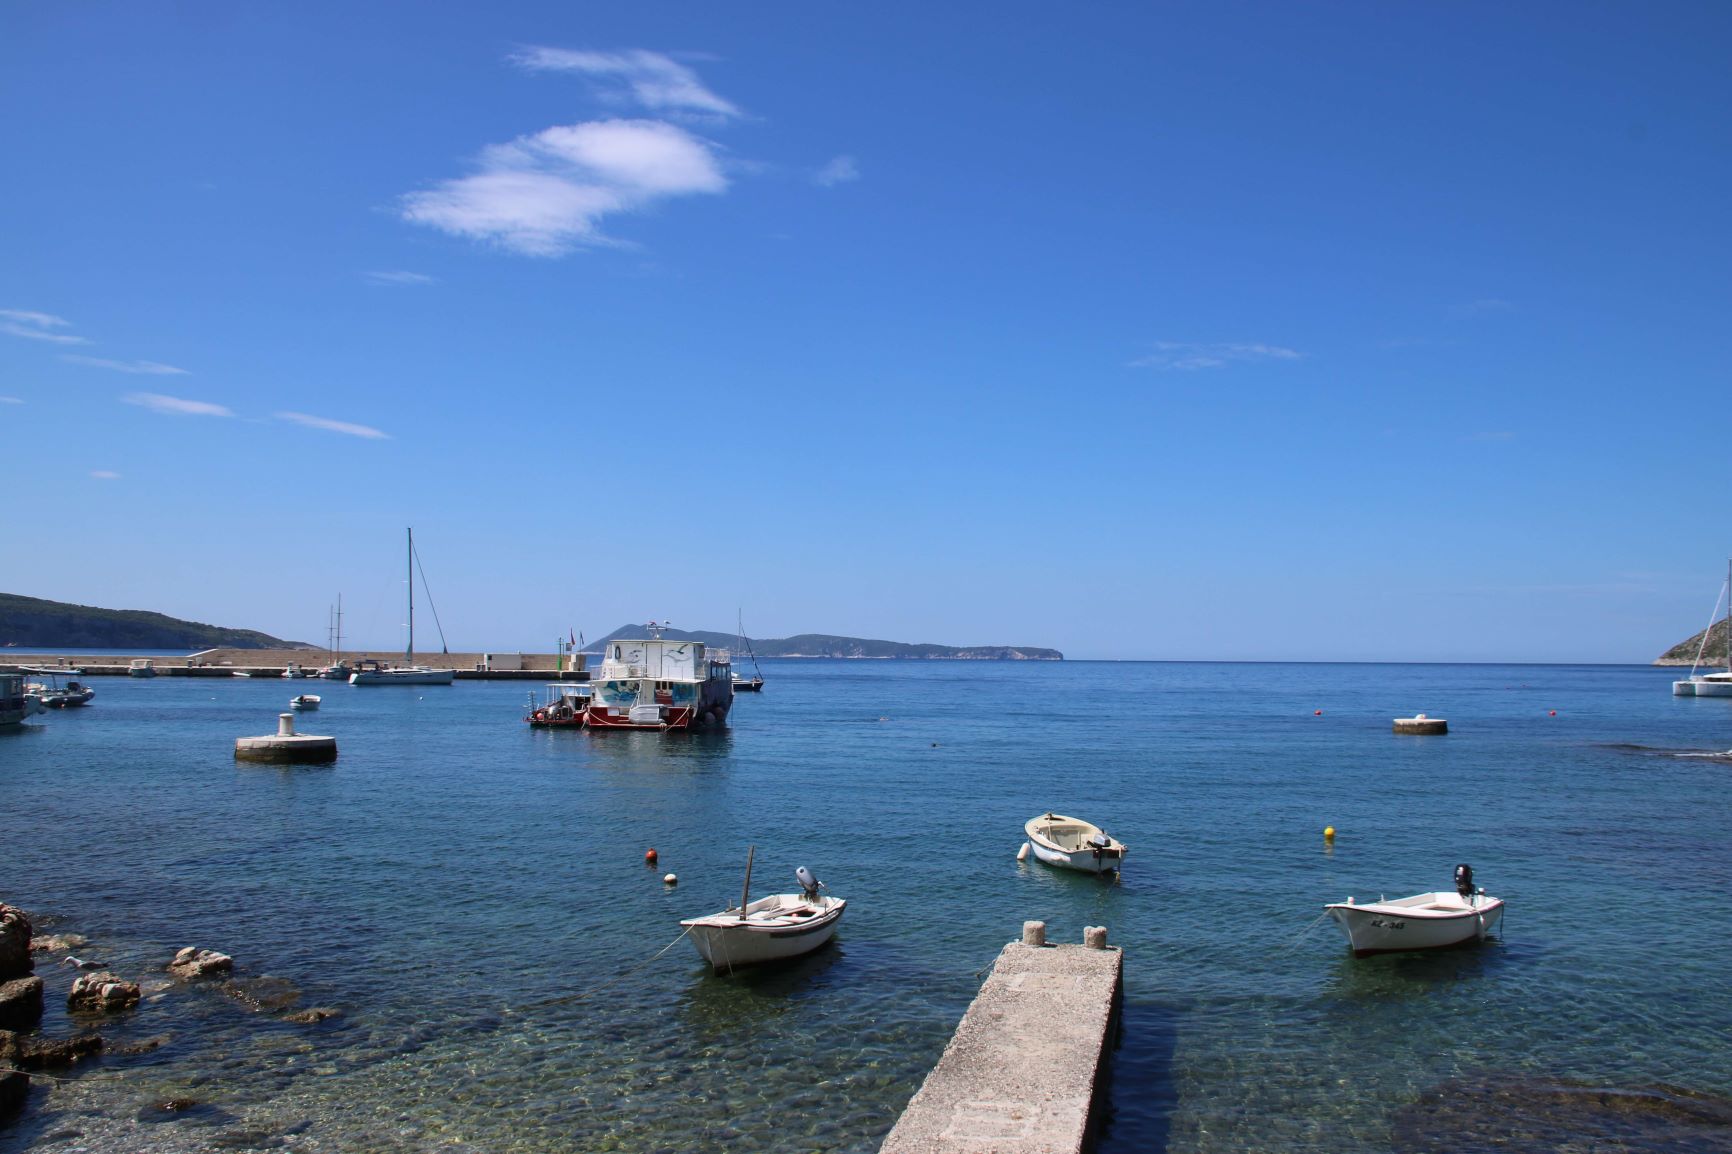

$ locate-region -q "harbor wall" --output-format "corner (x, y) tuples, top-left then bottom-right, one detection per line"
(0, 650), (588, 680)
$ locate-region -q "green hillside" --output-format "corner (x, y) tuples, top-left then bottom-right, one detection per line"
(1656, 618), (1732, 666)
(0, 593), (313, 650)
(584, 625), (1062, 661)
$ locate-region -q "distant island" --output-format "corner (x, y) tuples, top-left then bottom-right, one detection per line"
(1655, 619), (1732, 666)
(0, 593), (315, 651)
(584, 625), (1062, 661)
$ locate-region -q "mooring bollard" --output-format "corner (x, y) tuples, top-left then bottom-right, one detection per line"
(278, 713), (295, 737)
(1022, 920), (1046, 947)
(1084, 925), (1108, 949)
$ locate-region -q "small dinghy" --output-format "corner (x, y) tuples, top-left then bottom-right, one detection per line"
(1326, 864), (1505, 957)
(1024, 812), (1127, 874)
(290, 694), (322, 711)
(680, 848), (845, 973)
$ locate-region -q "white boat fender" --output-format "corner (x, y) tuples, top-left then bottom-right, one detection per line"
(795, 866), (824, 898)
(1017, 842), (1030, 862)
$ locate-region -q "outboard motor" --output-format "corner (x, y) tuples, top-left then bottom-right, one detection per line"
(1454, 863), (1475, 898)
(1089, 832), (1111, 849)
(795, 866), (823, 900)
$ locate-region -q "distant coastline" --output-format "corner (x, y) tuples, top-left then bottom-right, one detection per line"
(583, 625), (1062, 661)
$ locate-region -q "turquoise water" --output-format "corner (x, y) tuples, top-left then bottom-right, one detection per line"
(1, 661), (1729, 1152)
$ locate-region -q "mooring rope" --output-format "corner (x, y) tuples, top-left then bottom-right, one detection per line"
(518, 925), (694, 1011)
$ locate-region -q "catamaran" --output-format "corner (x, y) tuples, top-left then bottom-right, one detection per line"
(1674, 560), (1732, 696)
(350, 530), (455, 686)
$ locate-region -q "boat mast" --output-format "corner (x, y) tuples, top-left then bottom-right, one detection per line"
(406, 527), (415, 666)
(738, 845), (755, 913)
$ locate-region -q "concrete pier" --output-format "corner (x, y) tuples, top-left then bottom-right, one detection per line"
(881, 924), (1122, 1154)
(2, 649), (589, 681)
(1393, 714), (1448, 735)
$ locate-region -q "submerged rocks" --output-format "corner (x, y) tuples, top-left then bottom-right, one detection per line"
(0, 976), (44, 1031)
(67, 971), (141, 1013)
(168, 947), (234, 980)
(0, 1029), (104, 1069)
(1393, 1074), (1732, 1153)
(0, 906), (33, 980)
(29, 932), (86, 955)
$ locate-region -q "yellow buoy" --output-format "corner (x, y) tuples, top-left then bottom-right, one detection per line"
(1324, 826), (1336, 841)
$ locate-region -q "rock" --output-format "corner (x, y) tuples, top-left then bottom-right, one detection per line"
(0, 906), (33, 981)
(221, 975), (300, 1013)
(0, 976), (44, 1030)
(0, 1029), (104, 1069)
(0, 1068), (23, 1118)
(168, 947), (234, 980)
(282, 1007), (340, 1024)
(1393, 1074), (1732, 1153)
(28, 933), (85, 955)
(67, 971), (141, 1013)
(110, 1034), (169, 1055)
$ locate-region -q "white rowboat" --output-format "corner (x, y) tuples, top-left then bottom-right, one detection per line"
(1024, 812), (1126, 874)
(680, 893), (847, 972)
(290, 694), (321, 710)
(1326, 866), (1504, 957)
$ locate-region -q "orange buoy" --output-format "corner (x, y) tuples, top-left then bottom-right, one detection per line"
(1549, 710), (1557, 716)
(1314, 710), (1322, 716)
(645, 848), (658, 864)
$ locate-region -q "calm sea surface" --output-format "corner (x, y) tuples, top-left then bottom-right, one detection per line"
(2, 660), (1729, 1152)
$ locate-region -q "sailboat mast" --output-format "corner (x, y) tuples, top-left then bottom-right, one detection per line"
(1724, 558), (1729, 675)
(406, 528), (415, 666)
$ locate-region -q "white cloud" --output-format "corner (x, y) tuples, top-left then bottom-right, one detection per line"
(124, 392), (234, 418)
(814, 155), (860, 187)
(1130, 342), (1303, 371)
(511, 48), (740, 119)
(63, 354), (189, 375)
(0, 309), (89, 345)
(403, 118), (728, 256)
(90, 470), (121, 480)
(0, 396), (22, 405)
(364, 270), (437, 285)
(274, 411), (390, 439)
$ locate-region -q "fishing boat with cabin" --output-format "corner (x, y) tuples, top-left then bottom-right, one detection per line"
(584, 623), (733, 730)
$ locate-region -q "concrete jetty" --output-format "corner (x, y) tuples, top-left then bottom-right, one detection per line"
(881, 922), (1122, 1154)
(1, 649), (589, 681)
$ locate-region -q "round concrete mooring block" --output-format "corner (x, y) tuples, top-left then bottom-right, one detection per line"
(1022, 920), (1047, 946)
(235, 714), (337, 763)
(1393, 716), (1449, 735)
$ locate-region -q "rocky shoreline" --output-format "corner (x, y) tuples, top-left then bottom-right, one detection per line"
(0, 902), (338, 1134)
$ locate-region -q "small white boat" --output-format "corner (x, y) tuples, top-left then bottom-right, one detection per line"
(1024, 812), (1127, 874)
(128, 659), (157, 678)
(1, 673), (44, 726)
(22, 669), (95, 708)
(1325, 865), (1505, 957)
(680, 850), (845, 972)
(290, 694), (322, 710)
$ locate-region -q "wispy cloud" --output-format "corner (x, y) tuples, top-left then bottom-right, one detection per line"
(274, 411), (390, 439)
(814, 155), (860, 187)
(364, 270), (437, 286)
(1130, 342), (1303, 371)
(63, 354), (189, 375)
(0, 309), (89, 346)
(90, 470), (121, 480)
(511, 48), (740, 119)
(0, 396), (22, 405)
(124, 392), (234, 418)
(403, 118), (728, 256)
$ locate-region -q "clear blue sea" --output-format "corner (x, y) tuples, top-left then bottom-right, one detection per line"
(2, 660), (1729, 1152)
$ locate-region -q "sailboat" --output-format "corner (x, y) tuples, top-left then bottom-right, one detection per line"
(1673, 560), (1732, 696)
(731, 612), (765, 692)
(350, 529), (456, 686)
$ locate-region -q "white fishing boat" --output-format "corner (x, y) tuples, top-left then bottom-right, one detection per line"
(22, 669), (95, 708)
(350, 529), (456, 687)
(1024, 812), (1127, 874)
(584, 622), (732, 729)
(680, 849), (845, 972)
(1325, 865), (1505, 957)
(1674, 562), (1732, 696)
(128, 659), (157, 678)
(1, 673), (45, 727)
(525, 682), (591, 728)
(290, 694), (321, 710)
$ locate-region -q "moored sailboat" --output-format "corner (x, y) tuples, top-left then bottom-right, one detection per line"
(351, 530), (455, 686)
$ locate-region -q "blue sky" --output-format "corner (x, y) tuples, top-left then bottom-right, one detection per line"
(4, 3), (1730, 660)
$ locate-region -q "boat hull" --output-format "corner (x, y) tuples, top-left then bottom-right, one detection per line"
(681, 898), (845, 972)
(1026, 839), (1124, 873)
(1690, 679), (1732, 697)
(1326, 893), (1504, 957)
(1674, 680), (1698, 696)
